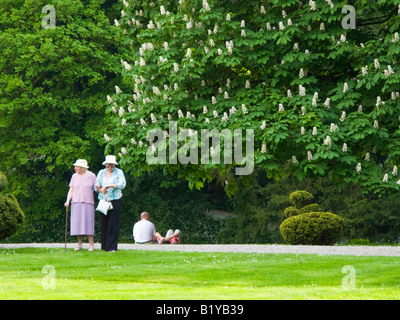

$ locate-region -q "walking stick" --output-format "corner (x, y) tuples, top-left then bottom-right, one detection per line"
(64, 205), (69, 252)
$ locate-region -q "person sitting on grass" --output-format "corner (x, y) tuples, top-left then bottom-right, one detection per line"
(156, 229), (181, 244)
(133, 212), (181, 244)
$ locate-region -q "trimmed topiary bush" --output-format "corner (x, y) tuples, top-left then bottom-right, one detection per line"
(0, 171), (7, 192)
(284, 206), (299, 218)
(280, 212), (344, 245)
(280, 190), (344, 245)
(298, 203), (320, 215)
(289, 191), (314, 209)
(0, 193), (25, 241)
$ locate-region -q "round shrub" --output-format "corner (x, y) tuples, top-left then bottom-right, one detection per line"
(284, 206), (299, 218)
(280, 212), (344, 245)
(0, 171), (7, 192)
(0, 194), (25, 241)
(289, 191), (314, 209)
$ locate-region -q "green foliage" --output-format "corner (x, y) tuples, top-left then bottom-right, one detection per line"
(289, 190), (314, 209)
(280, 190), (344, 245)
(0, 194), (25, 241)
(284, 206), (299, 218)
(0, 0), (129, 239)
(298, 203), (320, 215)
(0, 171), (7, 192)
(280, 211), (345, 245)
(104, 0), (400, 196)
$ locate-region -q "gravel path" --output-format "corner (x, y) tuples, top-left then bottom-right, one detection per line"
(1, 243), (400, 256)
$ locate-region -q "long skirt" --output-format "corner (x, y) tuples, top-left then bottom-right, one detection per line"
(70, 202), (95, 236)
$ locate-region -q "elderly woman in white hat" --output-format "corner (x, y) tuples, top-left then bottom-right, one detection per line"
(65, 159), (97, 251)
(94, 155), (126, 252)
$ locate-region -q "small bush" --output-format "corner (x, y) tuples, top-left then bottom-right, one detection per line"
(284, 206), (299, 218)
(280, 212), (344, 245)
(289, 191), (314, 209)
(0, 171), (7, 192)
(298, 203), (320, 215)
(0, 194), (25, 241)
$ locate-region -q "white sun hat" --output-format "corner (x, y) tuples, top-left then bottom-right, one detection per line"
(73, 159), (89, 169)
(102, 155), (118, 165)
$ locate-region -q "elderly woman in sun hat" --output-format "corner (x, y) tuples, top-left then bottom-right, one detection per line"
(94, 155), (126, 252)
(65, 159), (97, 251)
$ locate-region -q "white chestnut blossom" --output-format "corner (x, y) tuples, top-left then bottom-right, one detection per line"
(374, 59), (380, 69)
(356, 163), (362, 174)
(104, 134), (111, 142)
(203, 0), (211, 11)
(312, 126), (317, 136)
(343, 82), (348, 93)
(330, 123), (339, 132)
(299, 85), (306, 96)
(324, 135), (331, 147)
(324, 98), (330, 108)
(299, 68), (304, 79)
(261, 144), (267, 153)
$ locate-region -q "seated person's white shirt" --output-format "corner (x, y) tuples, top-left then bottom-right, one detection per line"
(133, 220), (156, 243)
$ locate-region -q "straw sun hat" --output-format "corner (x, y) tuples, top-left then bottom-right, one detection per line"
(73, 159), (89, 169)
(102, 155), (118, 165)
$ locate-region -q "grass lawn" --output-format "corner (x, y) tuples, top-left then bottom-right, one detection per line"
(0, 247), (399, 300)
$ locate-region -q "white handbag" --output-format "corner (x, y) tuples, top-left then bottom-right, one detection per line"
(96, 195), (113, 215)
